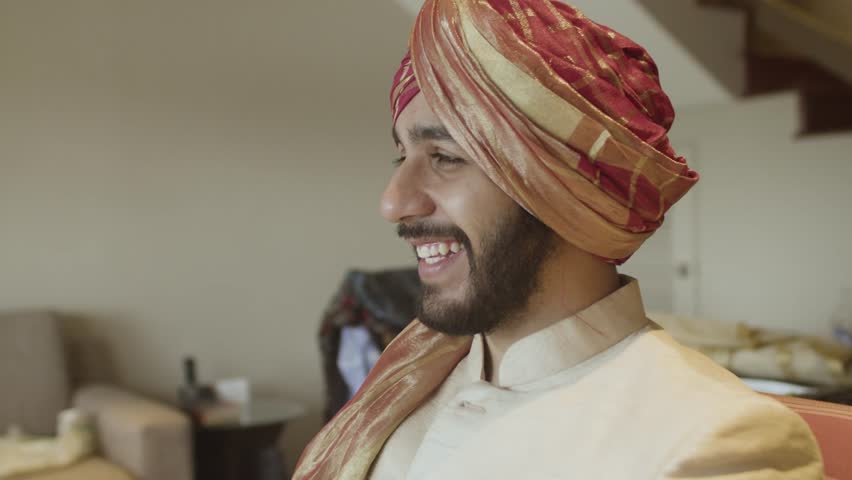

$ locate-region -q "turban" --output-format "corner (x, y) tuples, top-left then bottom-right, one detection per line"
(390, 0), (698, 263)
(293, 3), (699, 478)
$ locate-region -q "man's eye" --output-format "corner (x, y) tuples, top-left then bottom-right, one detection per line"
(392, 156), (405, 167)
(431, 153), (466, 166)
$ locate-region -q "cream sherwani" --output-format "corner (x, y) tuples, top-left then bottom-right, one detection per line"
(368, 278), (823, 479)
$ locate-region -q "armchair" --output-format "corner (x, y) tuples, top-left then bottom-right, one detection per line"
(0, 312), (192, 480)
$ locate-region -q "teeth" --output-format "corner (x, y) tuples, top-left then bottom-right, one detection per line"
(416, 241), (465, 260)
(425, 257), (442, 265)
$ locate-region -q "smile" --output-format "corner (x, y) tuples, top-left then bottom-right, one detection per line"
(416, 240), (464, 265)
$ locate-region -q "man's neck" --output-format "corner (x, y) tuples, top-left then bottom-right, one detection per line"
(482, 247), (621, 385)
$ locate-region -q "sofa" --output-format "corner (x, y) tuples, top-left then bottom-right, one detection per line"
(0, 311), (192, 480)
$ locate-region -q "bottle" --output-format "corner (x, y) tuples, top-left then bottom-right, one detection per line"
(177, 357), (202, 415)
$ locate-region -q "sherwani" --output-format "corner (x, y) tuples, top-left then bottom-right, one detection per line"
(368, 278), (823, 479)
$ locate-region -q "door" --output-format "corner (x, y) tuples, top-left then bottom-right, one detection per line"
(620, 145), (699, 316)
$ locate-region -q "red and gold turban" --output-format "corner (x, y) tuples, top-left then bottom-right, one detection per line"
(391, 0), (698, 263)
(294, 2), (698, 478)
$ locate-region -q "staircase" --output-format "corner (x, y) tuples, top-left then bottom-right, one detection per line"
(638, 0), (852, 135)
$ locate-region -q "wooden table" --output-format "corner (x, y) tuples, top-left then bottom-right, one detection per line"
(193, 399), (305, 480)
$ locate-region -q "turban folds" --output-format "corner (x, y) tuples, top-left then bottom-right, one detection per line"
(292, 3), (699, 478)
(391, 0), (698, 263)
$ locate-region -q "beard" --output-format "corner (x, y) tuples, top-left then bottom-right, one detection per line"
(398, 205), (557, 336)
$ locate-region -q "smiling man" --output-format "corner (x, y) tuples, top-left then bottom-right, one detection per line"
(293, 0), (823, 479)
(391, 113), (561, 345)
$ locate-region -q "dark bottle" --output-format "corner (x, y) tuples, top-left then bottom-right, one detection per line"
(177, 356), (217, 425)
(178, 357), (202, 414)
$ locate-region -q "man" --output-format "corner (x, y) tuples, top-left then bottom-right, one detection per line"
(294, 0), (823, 478)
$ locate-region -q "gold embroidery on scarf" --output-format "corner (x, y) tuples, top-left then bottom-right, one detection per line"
(504, 8), (535, 21)
(589, 131), (611, 161)
(542, 0), (571, 30)
(571, 71), (595, 91)
(628, 156), (649, 209)
(607, 52), (629, 77)
(393, 96), (402, 116)
(393, 69), (413, 93)
(569, 17), (625, 113)
(392, 72), (416, 117)
(598, 58), (625, 93)
(656, 175), (680, 220)
(460, 13), (585, 143)
(392, 71), (416, 104)
(330, 335), (471, 479)
(391, 59), (415, 101)
(541, 1), (606, 105)
(509, 0), (533, 41)
(448, 3), (668, 259)
(634, 56), (665, 99)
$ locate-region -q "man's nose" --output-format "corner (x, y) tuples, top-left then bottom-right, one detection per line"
(380, 161), (435, 224)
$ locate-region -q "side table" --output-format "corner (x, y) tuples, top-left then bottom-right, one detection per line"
(193, 398), (306, 480)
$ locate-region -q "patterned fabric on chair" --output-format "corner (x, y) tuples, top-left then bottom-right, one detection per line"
(774, 396), (852, 480)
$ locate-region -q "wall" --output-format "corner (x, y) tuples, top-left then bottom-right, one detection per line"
(669, 92), (852, 335)
(0, 0), (414, 461)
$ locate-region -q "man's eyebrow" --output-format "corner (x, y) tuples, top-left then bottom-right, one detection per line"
(392, 124), (456, 148)
(409, 125), (455, 144)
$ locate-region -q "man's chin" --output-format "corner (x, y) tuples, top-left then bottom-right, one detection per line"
(424, 284), (466, 302)
(418, 315), (476, 336)
(417, 294), (485, 336)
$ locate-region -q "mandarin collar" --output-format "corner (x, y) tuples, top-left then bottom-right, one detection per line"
(465, 275), (649, 388)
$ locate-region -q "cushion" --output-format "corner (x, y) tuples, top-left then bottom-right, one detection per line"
(8, 458), (133, 480)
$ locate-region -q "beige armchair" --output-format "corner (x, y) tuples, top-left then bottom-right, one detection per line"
(0, 312), (192, 480)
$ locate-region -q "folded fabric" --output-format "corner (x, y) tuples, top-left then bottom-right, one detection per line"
(0, 409), (95, 478)
(652, 312), (852, 387)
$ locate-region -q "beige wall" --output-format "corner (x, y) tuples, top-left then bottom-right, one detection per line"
(670, 93), (852, 335)
(623, 93), (852, 335)
(0, 0), (414, 461)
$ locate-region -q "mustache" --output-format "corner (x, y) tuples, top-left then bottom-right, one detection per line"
(397, 222), (470, 247)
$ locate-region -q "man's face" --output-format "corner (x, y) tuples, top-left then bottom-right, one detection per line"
(381, 95), (556, 336)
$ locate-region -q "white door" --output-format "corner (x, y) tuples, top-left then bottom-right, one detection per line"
(669, 145), (700, 316)
(620, 145), (699, 316)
